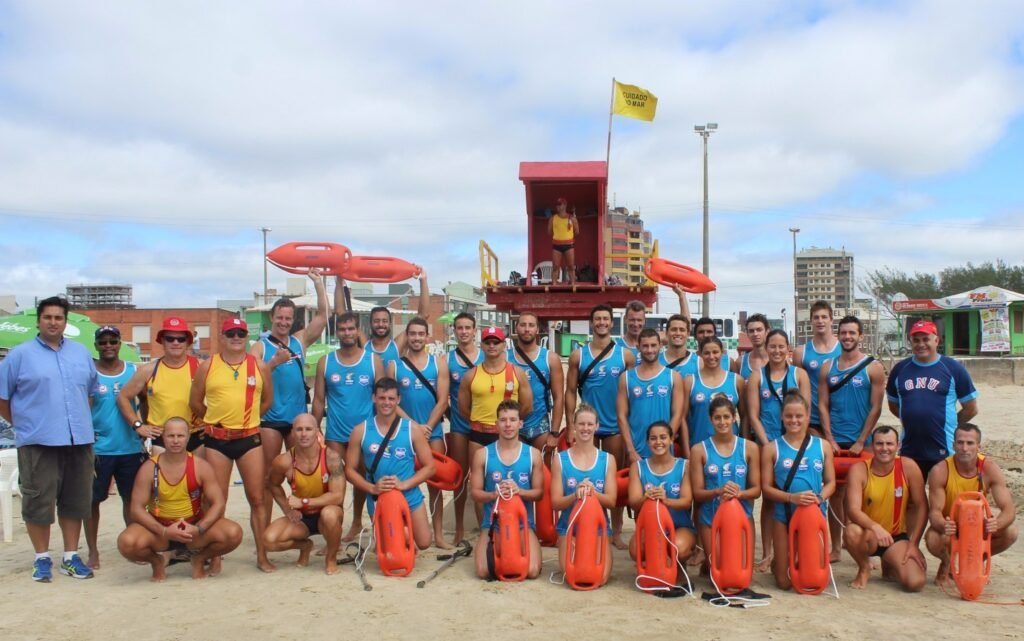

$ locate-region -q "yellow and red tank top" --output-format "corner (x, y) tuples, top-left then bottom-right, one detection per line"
(942, 454), (986, 517)
(469, 363), (519, 431)
(552, 214), (574, 243)
(148, 453), (202, 524)
(863, 457), (907, 535)
(147, 356), (199, 429)
(203, 354), (263, 429)
(290, 445), (329, 514)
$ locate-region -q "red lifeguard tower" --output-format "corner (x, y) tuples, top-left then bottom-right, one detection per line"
(481, 160), (657, 320)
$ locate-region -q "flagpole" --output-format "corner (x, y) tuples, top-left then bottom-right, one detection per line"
(606, 77), (615, 175)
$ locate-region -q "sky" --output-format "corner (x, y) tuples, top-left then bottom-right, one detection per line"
(1, 1), (1022, 329)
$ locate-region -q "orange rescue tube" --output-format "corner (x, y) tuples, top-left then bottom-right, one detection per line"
(535, 464), (558, 547)
(343, 255), (421, 283)
(614, 468), (630, 508)
(950, 491), (992, 601)
(644, 257), (716, 294)
(373, 490), (416, 577)
(493, 495), (531, 582)
(266, 242), (351, 275)
(833, 449), (872, 486)
(557, 430), (571, 451)
(564, 496), (608, 591)
(788, 504), (830, 594)
(710, 498), (753, 594)
(634, 499), (677, 591)
(414, 451), (464, 492)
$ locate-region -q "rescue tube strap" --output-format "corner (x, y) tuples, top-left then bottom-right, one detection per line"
(578, 342), (614, 391)
(782, 434), (812, 523)
(827, 356), (874, 393)
(367, 415), (401, 483)
(514, 344), (550, 414)
(762, 365), (790, 403)
(891, 457), (905, 535)
(400, 356), (438, 401)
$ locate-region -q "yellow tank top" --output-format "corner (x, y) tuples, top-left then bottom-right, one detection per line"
(469, 363), (520, 430)
(291, 445), (329, 513)
(147, 358), (196, 428)
(203, 354), (264, 429)
(942, 454), (986, 517)
(552, 214), (574, 243)
(148, 453), (201, 523)
(863, 458), (907, 535)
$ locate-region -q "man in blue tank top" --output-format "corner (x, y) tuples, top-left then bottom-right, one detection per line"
(794, 300), (841, 432)
(446, 312), (482, 547)
(509, 311), (564, 449)
(85, 326), (146, 570)
(660, 314), (699, 380)
(732, 313), (769, 379)
(617, 329), (684, 462)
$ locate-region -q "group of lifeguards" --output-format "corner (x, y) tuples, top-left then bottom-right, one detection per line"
(91, 268), (1016, 592)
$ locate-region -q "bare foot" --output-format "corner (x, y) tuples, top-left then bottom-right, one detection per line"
(434, 536), (455, 551)
(150, 556), (168, 582)
(849, 566), (870, 589)
(830, 549), (842, 563)
(611, 534), (628, 551)
(688, 548), (706, 567)
(452, 527), (465, 547)
(87, 552), (101, 570)
(207, 556), (222, 577)
(755, 555), (773, 573)
(257, 557), (277, 573)
(315, 544), (327, 557)
(325, 559), (340, 575)
(341, 523), (364, 543)
(191, 556), (209, 580)
(296, 541), (314, 567)
(934, 560), (950, 585)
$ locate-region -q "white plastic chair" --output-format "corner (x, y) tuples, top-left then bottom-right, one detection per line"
(0, 448), (18, 542)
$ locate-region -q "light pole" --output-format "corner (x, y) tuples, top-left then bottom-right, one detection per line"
(260, 227), (272, 303)
(694, 122), (717, 316)
(781, 308), (787, 340)
(789, 227), (800, 345)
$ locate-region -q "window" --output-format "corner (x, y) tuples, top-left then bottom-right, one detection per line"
(132, 325), (151, 343)
(1014, 309), (1023, 334)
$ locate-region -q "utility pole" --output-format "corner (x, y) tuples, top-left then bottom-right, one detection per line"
(694, 123), (718, 316)
(789, 227), (800, 345)
(260, 227), (272, 303)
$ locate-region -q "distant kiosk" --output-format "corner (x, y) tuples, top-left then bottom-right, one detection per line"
(481, 161), (657, 320)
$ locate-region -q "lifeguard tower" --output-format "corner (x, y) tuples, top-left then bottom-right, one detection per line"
(480, 160), (657, 319)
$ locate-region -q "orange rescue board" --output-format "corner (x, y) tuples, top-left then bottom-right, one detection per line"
(564, 497), (608, 590)
(415, 451), (464, 492)
(644, 258), (717, 293)
(634, 499), (678, 591)
(373, 490), (416, 576)
(710, 497), (754, 594)
(492, 495), (531, 582)
(344, 255), (421, 283)
(788, 504), (830, 594)
(950, 491), (992, 601)
(266, 242), (351, 275)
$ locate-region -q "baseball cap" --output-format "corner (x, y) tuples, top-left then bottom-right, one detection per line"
(222, 317), (249, 333)
(910, 320), (938, 336)
(156, 316), (194, 343)
(481, 326), (506, 342)
(95, 325), (121, 339)
(555, 197), (568, 206)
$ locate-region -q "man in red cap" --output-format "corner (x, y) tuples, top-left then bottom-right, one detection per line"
(118, 316), (204, 455)
(458, 326), (532, 470)
(190, 317), (275, 571)
(885, 319), (978, 479)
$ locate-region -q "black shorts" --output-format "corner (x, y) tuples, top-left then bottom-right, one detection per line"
(300, 512), (321, 536)
(872, 532), (910, 557)
(552, 243), (574, 254)
(93, 453), (146, 504)
(153, 431), (206, 452)
(909, 458), (943, 480)
(261, 421), (293, 439)
(836, 441), (856, 450)
(18, 444), (94, 524)
(468, 431), (499, 446)
(204, 433), (262, 460)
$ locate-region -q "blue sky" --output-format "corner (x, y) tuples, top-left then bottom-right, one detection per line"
(1, 1), (1022, 326)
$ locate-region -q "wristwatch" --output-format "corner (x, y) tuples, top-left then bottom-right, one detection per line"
(133, 420), (143, 430)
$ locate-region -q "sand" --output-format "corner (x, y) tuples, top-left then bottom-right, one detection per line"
(1, 383), (1022, 640)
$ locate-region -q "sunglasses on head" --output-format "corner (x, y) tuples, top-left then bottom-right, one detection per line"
(162, 335), (189, 344)
(96, 339), (120, 346)
(224, 329), (247, 339)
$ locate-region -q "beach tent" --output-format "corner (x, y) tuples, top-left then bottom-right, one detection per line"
(892, 285), (1024, 356)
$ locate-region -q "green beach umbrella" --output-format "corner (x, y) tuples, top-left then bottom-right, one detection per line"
(303, 342), (334, 378)
(0, 310), (141, 361)
(437, 311), (457, 325)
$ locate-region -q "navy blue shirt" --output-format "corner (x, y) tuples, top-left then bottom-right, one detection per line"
(0, 336), (97, 447)
(886, 355), (977, 461)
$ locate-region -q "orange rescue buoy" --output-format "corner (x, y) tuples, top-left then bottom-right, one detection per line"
(788, 504), (830, 594)
(614, 467), (630, 508)
(833, 449), (872, 486)
(557, 430), (571, 451)
(535, 464), (558, 547)
(564, 496), (608, 590)
(373, 490), (416, 577)
(634, 499), (677, 591)
(266, 242), (352, 275)
(414, 450), (464, 492)
(344, 255), (421, 283)
(710, 498), (754, 594)
(492, 495), (531, 582)
(644, 257), (717, 294)
(950, 491), (992, 601)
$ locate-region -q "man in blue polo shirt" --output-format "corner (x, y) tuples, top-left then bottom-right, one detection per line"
(886, 319), (978, 479)
(0, 296), (98, 582)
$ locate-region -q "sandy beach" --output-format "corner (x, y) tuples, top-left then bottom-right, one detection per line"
(1, 383), (1022, 641)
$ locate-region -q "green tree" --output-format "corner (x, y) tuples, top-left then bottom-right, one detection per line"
(861, 261), (1024, 318)
(860, 267), (941, 317)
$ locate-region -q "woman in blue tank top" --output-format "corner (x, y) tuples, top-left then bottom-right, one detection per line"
(760, 390), (835, 591)
(551, 403), (616, 587)
(682, 337), (744, 452)
(690, 396), (763, 572)
(747, 330), (810, 447)
(627, 421), (696, 566)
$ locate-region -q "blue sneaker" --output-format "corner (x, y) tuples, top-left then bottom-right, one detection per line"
(32, 557), (53, 582)
(59, 554), (94, 579)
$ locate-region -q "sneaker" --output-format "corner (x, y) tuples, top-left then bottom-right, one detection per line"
(59, 554), (94, 579)
(32, 557), (53, 582)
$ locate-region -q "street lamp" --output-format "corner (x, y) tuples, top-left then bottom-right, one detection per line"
(789, 227), (800, 345)
(260, 227), (272, 302)
(694, 122), (718, 317)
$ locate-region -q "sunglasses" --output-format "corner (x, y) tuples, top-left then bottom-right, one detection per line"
(224, 329), (247, 339)
(96, 339), (120, 346)
(162, 335), (189, 344)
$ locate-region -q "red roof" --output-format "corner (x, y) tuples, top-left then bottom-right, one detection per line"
(519, 161), (608, 182)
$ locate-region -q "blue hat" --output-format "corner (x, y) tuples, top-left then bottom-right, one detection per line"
(95, 325), (121, 339)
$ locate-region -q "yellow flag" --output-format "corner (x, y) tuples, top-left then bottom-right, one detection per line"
(612, 81), (657, 121)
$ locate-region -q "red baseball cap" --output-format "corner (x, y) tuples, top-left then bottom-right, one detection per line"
(910, 320), (938, 336)
(555, 197), (568, 206)
(481, 326), (506, 342)
(156, 316), (194, 343)
(222, 317), (248, 333)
